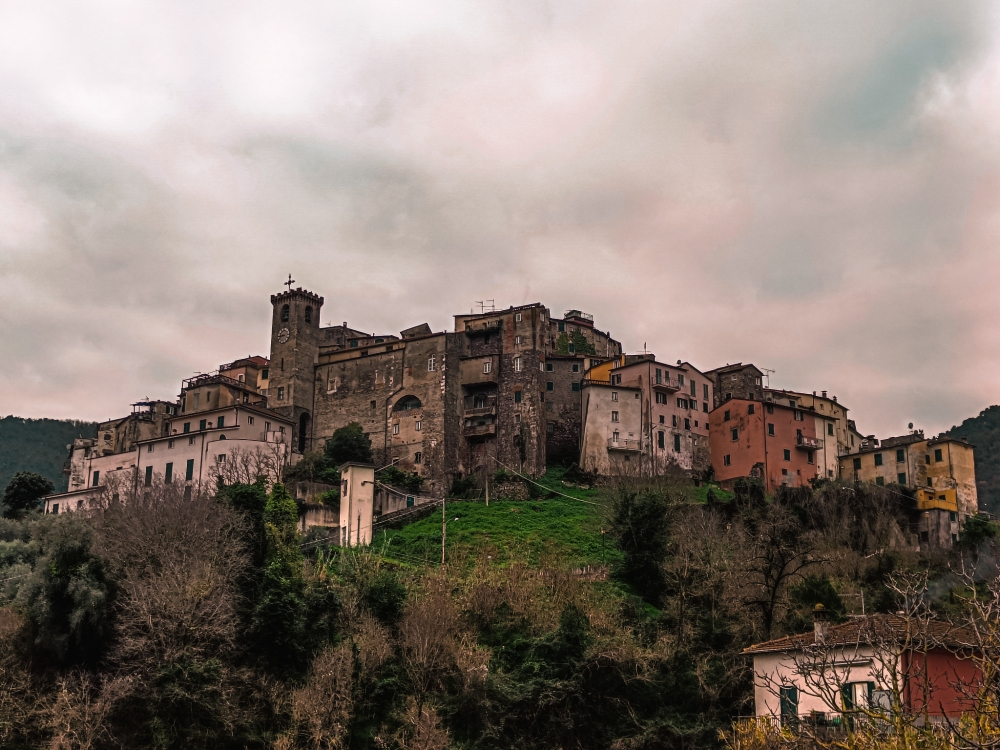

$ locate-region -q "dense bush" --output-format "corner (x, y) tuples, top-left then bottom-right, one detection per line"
(376, 466), (423, 493)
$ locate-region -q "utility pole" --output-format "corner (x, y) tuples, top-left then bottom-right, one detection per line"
(485, 474), (489, 507)
(441, 495), (446, 566)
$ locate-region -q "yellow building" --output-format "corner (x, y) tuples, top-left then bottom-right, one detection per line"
(838, 432), (978, 549)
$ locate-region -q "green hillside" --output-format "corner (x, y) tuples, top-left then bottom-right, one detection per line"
(0, 415), (97, 492)
(945, 405), (1000, 516)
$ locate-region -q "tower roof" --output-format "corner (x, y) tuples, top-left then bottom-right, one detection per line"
(271, 287), (324, 305)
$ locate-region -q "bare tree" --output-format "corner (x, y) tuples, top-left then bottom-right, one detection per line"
(399, 577), (458, 706)
(209, 440), (289, 488)
(279, 644), (355, 750)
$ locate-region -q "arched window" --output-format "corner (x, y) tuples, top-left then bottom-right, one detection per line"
(281, 304), (289, 323)
(305, 306), (312, 324)
(393, 395), (423, 412)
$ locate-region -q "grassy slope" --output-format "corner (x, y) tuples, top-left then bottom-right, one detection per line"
(376, 466), (733, 570)
(0, 416), (98, 493)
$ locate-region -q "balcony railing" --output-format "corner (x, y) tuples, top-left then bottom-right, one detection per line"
(796, 435), (824, 450)
(607, 438), (641, 452)
(464, 423), (497, 438)
(464, 405), (497, 418)
(652, 379), (681, 393)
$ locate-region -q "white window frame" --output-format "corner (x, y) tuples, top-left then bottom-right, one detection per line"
(427, 355), (436, 372)
(611, 392), (618, 401)
(514, 357), (522, 372)
(483, 360), (492, 374)
(611, 411), (619, 423)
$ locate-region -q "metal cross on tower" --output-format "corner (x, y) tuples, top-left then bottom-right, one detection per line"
(285, 274), (295, 292)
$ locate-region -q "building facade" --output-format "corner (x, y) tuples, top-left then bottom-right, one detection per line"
(838, 432), (978, 548)
(708, 398), (834, 492)
(706, 363), (765, 408)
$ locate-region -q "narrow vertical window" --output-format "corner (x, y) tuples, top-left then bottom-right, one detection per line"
(186, 459), (195, 481)
(92, 470), (100, 487)
(144, 465), (153, 487)
(165, 462), (173, 484)
(304, 306), (312, 324)
(428, 355), (436, 372)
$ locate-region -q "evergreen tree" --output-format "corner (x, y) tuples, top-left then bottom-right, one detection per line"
(3, 472), (54, 518)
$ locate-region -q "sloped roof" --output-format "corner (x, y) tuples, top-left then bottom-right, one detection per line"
(743, 615), (976, 655)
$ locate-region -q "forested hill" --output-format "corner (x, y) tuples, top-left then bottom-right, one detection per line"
(945, 405), (1000, 516)
(0, 416), (97, 492)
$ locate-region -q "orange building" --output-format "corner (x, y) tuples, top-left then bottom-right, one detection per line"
(709, 398), (826, 492)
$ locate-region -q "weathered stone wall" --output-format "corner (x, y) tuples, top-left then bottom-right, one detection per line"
(708, 365), (764, 408)
(544, 355), (585, 464)
(268, 288), (325, 449)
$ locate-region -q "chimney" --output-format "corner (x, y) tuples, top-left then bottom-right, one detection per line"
(813, 604), (830, 644)
(821, 390), (827, 398)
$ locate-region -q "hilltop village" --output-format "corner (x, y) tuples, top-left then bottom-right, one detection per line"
(45, 284), (978, 550)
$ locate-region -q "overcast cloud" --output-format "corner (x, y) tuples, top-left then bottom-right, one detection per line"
(1, 0), (999, 437)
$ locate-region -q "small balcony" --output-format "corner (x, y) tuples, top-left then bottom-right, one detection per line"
(608, 438), (641, 452)
(652, 378), (681, 393)
(464, 405), (497, 419)
(796, 435), (824, 450)
(464, 422), (497, 438)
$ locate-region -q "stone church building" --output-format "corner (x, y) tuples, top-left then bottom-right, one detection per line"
(266, 286), (621, 497)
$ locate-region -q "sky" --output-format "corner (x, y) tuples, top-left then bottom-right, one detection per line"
(1, 0), (999, 437)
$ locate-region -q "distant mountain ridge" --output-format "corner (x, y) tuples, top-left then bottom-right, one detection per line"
(944, 405), (1000, 516)
(0, 416), (98, 493)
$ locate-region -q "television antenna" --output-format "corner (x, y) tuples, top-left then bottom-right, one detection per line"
(475, 299), (495, 314)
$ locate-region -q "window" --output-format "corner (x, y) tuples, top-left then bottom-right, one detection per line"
(788, 399), (797, 408)
(766, 404), (774, 414)
(896, 449), (905, 463)
(672, 415), (677, 427)
(414, 452), (422, 464)
(546, 381), (554, 391)
(144, 465), (153, 487)
(277, 386), (285, 401)
(168, 439), (174, 448)
(248, 416), (254, 425)
(853, 457), (862, 470)
(927, 477), (932, 486)
(725, 392), (732, 401)
(925, 454), (931, 464)
(874, 453), (883, 466)
(199, 419), (207, 431)
(558, 321), (566, 332)
(828, 423), (834, 436)
(748, 404), (755, 415)
(514, 357), (522, 372)
(349, 340), (358, 348)
(724, 410), (731, 421)
(611, 411), (619, 422)
(370, 401), (377, 411)
(304, 306), (312, 324)
(572, 364), (579, 373)
(428, 355), (436, 371)
(690, 381), (696, 396)
(678, 374), (685, 386)
(261, 368), (268, 379)
(673, 434), (681, 452)
(415, 420), (422, 431)
(515, 312), (522, 322)
(782, 468), (788, 476)
(704, 384), (709, 399)
(655, 392), (666, 404)
(612, 430), (620, 442)
(568, 343), (575, 353)
(148, 444), (154, 453)
(768, 423), (775, 436)
(217, 454), (226, 463)
(238, 373), (245, 382)
(723, 454), (731, 467)
(783, 449), (791, 461)
(703, 402), (708, 413)
(547, 421), (554, 434)
(165, 462), (173, 484)
(393, 424), (400, 435)
(897, 473), (906, 484)
(934, 448), (943, 462)
(51, 504), (59, 514)
(659, 414), (664, 424)
(280, 304), (289, 322)
(217, 416), (225, 428)
(515, 414), (521, 424)
(794, 411), (803, 421)
(183, 422), (190, 433)
(684, 418), (691, 430)
(92, 470), (100, 487)
(875, 476), (885, 486)
(514, 390), (522, 403)
(514, 335), (521, 345)
(571, 382), (580, 392)
(731, 427), (739, 441)
(189, 437), (195, 446)
(950, 511), (958, 523)
(658, 431), (665, 449)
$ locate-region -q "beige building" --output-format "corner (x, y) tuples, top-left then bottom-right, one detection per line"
(839, 432), (978, 549)
(579, 379), (643, 475)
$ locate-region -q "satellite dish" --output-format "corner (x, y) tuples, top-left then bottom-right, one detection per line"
(908, 422), (914, 430)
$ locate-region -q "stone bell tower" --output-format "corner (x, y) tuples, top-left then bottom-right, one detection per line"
(269, 285), (324, 453)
